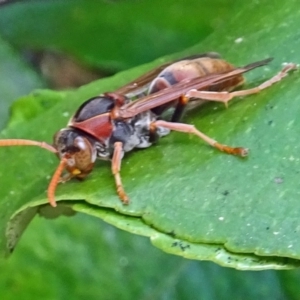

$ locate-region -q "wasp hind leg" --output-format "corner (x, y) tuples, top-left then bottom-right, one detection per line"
(112, 142), (129, 204)
(184, 63), (297, 108)
(151, 120), (248, 157)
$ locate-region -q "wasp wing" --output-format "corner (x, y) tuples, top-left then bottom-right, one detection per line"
(119, 58), (272, 118)
(114, 53), (222, 96)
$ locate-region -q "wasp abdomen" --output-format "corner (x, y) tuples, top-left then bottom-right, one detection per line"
(202, 58), (244, 92)
(148, 57), (244, 95)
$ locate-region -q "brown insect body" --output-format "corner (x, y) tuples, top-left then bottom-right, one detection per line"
(55, 55), (245, 182)
(0, 53), (296, 206)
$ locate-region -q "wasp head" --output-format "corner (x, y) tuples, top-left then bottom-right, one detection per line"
(53, 128), (97, 178)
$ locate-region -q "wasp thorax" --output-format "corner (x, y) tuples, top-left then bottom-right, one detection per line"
(53, 128), (97, 176)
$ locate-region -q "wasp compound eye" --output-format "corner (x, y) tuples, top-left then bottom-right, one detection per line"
(53, 129), (82, 154)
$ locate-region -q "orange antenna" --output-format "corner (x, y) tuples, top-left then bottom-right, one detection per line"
(47, 158), (68, 207)
(0, 139), (57, 153)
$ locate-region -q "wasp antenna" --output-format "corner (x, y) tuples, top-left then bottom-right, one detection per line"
(0, 139), (57, 153)
(47, 158), (68, 207)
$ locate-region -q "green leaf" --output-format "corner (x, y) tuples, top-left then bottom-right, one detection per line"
(2, 213), (299, 299)
(0, 0), (238, 70)
(7, 90), (64, 128)
(1, 0), (300, 270)
(0, 35), (45, 129)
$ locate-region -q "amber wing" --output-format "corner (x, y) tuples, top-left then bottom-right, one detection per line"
(118, 58), (272, 118)
(114, 53), (222, 96)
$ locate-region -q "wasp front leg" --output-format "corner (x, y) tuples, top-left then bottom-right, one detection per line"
(112, 142), (129, 204)
(185, 63), (297, 108)
(151, 120), (248, 157)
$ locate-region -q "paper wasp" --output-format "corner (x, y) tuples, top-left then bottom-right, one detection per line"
(0, 53), (296, 206)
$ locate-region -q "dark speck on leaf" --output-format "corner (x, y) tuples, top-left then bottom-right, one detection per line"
(8, 244), (14, 253)
(222, 190), (229, 196)
(167, 230), (176, 237)
(179, 242), (190, 251)
(172, 241), (190, 251)
(268, 120), (273, 125)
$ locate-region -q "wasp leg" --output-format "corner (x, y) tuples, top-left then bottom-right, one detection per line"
(185, 63), (297, 108)
(112, 142), (129, 204)
(152, 120), (248, 157)
(171, 95), (190, 122)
